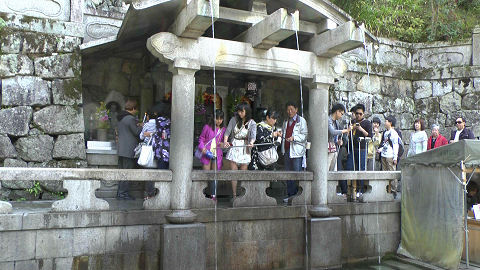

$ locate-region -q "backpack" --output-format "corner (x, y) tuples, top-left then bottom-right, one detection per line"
(381, 129), (405, 158)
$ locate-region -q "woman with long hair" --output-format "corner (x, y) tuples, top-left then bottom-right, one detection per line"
(197, 110), (226, 200)
(223, 102), (256, 200)
(407, 118), (428, 157)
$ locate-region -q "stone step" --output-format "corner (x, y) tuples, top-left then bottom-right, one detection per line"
(382, 260), (428, 270)
(369, 264), (397, 270)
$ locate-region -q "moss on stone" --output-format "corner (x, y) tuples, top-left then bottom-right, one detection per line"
(0, 13), (9, 22)
(19, 15), (35, 24)
(30, 122), (45, 133)
(63, 77), (82, 101)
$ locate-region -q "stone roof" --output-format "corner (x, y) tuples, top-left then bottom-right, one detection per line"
(81, 0), (371, 58)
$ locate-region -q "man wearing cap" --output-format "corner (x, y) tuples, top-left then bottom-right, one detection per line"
(367, 117), (382, 170)
(427, 124), (448, 150)
(450, 117), (475, 143)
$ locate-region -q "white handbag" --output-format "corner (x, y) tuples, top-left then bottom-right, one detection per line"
(137, 137), (157, 168)
(258, 147), (279, 166)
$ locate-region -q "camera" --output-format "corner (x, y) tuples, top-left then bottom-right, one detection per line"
(355, 123), (360, 126)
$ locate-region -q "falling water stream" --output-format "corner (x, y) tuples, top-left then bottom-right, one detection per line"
(207, 4), (380, 270)
(207, 1), (218, 270)
(360, 23), (382, 265)
(292, 15), (311, 269)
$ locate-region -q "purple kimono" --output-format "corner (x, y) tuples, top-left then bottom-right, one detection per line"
(153, 116), (170, 163)
(198, 124), (226, 170)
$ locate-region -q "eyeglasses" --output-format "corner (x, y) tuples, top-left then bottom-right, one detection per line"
(456, 121), (463, 124)
(355, 112), (363, 116)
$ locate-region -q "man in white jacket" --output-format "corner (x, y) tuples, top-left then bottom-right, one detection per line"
(281, 101), (308, 203)
(379, 115), (399, 197)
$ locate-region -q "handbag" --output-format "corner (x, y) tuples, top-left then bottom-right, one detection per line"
(257, 127), (279, 166)
(258, 147), (279, 166)
(134, 142), (144, 158)
(194, 129), (221, 160)
(137, 137), (157, 168)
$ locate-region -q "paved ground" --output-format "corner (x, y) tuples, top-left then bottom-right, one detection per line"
(342, 257), (480, 269)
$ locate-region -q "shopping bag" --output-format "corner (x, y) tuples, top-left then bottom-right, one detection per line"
(137, 137), (157, 168)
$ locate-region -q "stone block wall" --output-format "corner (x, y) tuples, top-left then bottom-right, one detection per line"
(332, 35), (480, 151)
(0, 12), (86, 200)
(0, 203), (400, 269)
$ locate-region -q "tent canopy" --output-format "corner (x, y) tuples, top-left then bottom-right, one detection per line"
(397, 140), (480, 269)
(402, 139), (480, 167)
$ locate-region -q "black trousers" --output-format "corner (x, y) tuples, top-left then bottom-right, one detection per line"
(117, 156), (136, 196)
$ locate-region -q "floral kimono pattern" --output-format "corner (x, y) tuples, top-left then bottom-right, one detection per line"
(153, 116), (170, 162)
(249, 121), (277, 170)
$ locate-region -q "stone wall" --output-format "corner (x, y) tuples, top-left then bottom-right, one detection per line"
(331, 36), (480, 151)
(0, 12), (86, 200)
(0, 203), (400, 269)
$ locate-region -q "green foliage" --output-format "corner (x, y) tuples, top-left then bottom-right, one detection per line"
(331, 0), (480, 42)
(0, 17), (6, 30)
(26, 181), (42, 197)
(51, 191), (66, 199)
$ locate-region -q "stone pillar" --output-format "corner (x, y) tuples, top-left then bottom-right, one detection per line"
(473, 25), (480, 66)
(167, 58), (200, 223)
(308, 217), (342, 269)
(308, 75), (333, 217)
(160, 223), (206, 270)
(70, 0), (84, 23)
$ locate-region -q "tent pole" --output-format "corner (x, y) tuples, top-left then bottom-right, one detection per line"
(462, 161), (469, 268)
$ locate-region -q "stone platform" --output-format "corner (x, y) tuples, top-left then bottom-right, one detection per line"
(0, 200), (400, 270)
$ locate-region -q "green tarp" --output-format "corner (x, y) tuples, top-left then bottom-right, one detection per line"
(397, 140), (480, 269)
(401, 139), (480, 167)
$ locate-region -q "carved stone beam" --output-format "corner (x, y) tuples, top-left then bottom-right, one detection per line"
(147, 32), (319, 79)
(316, 18), (337, 34)
(169, 0), (219, 39)
(248, 0), (268, 14)
(305, 21), (363, 57)
(235, 8), (299, 50)
(218, 7), (322, 36)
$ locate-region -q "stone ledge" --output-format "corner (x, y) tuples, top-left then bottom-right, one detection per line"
(0, 167), (399, 182)
(192, 170), (313, 181)
(0, 12), (84, 37)
(0, 167), (172, 181)
(0, 202), (400, 231)
(327, 171), (401, 181)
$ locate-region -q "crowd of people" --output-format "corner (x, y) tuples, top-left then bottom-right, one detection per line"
(114, 99), (308, 204)
(113, 97), (475, 204)
(328, 102), (475, 200)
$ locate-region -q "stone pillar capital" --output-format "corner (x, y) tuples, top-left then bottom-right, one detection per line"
(168, 58), (201, 75)
(310, 75), (334, 90)
(474, 25), (480, 34)
(473, 25), (480, 66)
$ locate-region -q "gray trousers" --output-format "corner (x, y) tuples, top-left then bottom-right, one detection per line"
(117, 156), (136, 196)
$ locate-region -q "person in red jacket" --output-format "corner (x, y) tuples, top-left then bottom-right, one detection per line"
(427, 124), (448, 150)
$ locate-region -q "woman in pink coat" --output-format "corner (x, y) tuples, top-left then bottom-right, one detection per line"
(197, 110), (226, 199)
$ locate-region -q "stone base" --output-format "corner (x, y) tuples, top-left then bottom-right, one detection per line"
(0, 201), (12, 214)
(309, 205), (332, 217)
(308, 217), (342, 269)
(51, 180), (109, 212)
(165, 209), (197, 224)
(160, 223), (206, 270)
